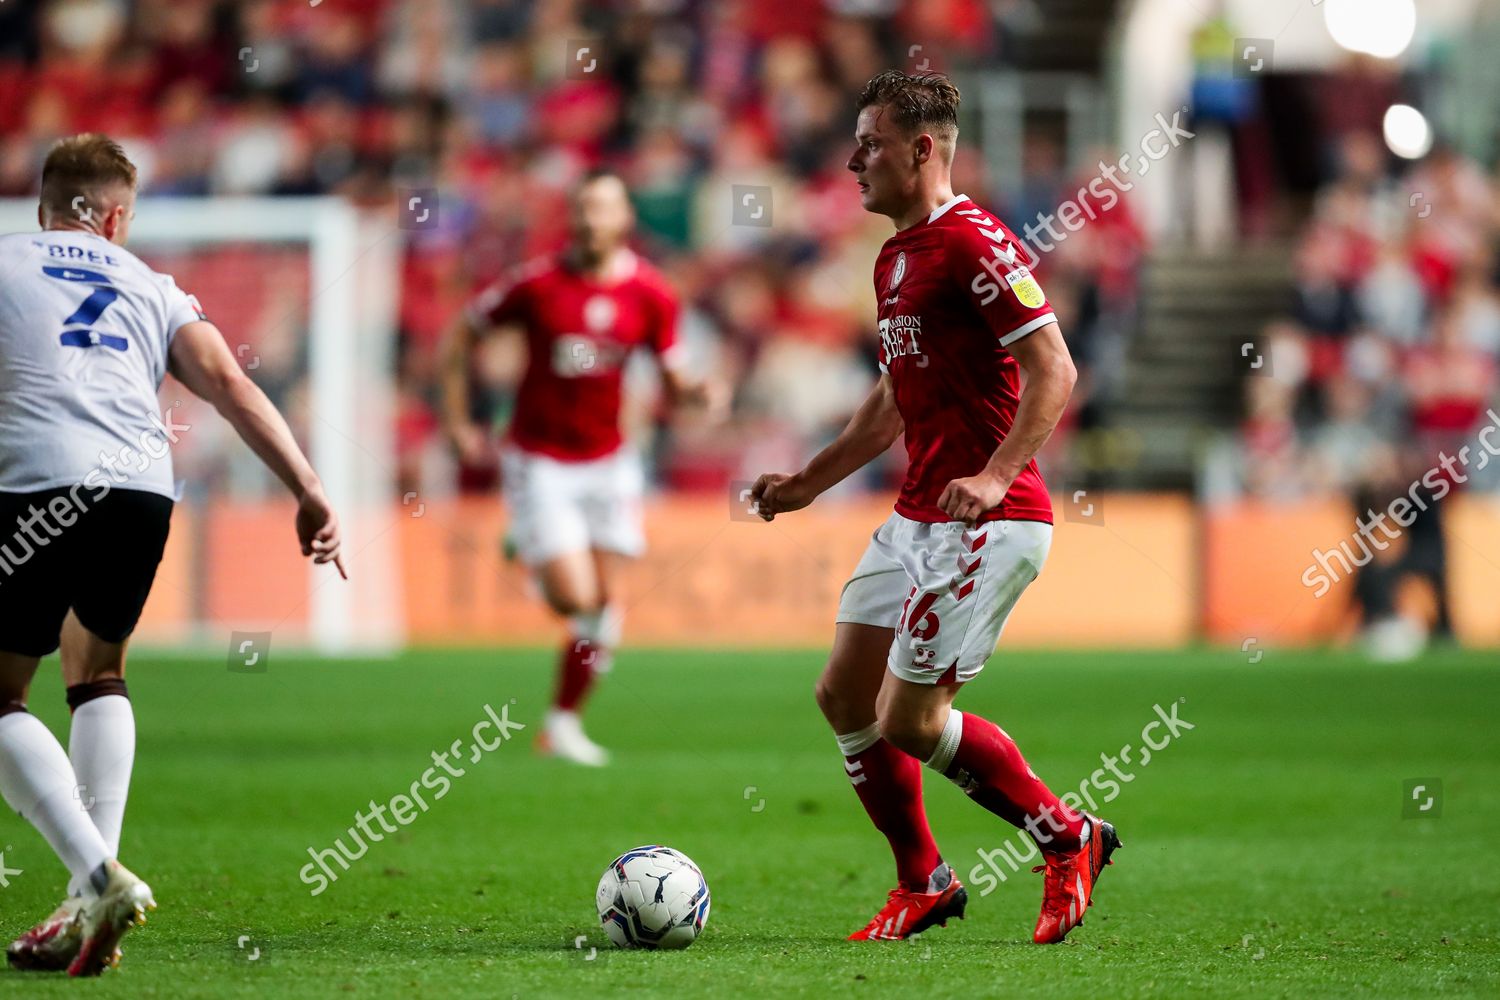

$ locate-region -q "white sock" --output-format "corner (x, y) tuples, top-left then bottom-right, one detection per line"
(68, 694), (134, 893)
(924, 709), (963, 774)
(834, 722), (881, 757)
(569, 605), (622, 674)
(0, 712), (111, 896)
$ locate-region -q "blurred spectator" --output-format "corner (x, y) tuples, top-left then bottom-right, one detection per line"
(1235, 133), (1500, 656)
(0, 0), (1135, 507)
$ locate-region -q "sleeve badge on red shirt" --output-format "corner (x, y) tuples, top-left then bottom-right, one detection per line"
(1004, 266), (1046, 308)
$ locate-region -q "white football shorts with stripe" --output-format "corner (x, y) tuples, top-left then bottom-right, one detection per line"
(836, 513), (1051, 685)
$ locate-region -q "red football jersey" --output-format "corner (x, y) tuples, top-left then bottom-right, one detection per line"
(466, 251), (681, 462)
(874, 195), (1058, 524)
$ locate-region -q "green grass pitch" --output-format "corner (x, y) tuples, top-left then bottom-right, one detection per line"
(1, 646), (1496, 998)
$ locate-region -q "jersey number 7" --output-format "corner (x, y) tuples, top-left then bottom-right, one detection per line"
(43, 265), (126, 351)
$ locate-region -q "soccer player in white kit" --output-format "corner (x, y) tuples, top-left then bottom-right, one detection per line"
(0, 135), (347, 975)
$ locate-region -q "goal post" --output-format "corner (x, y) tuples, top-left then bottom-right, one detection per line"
(0, 197), (404, 656)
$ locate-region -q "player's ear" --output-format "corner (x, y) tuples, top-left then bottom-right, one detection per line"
(913, 133), (934, 167)
(103, 203), (128, 243)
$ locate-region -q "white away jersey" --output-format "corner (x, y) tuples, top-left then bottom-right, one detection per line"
(0, 230), (204, 499)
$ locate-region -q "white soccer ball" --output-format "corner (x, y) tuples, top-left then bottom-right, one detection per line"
(595, 845), (711, 949)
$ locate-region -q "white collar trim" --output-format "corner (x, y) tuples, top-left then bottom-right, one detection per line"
(928, 193), (968, 224)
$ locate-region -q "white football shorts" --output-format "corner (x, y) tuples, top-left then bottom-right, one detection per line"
(499, 445), (646, 565)
(836, 512), (1052, 685)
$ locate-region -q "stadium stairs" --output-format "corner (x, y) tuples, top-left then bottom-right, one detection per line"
(1011, 0), (1122, 73)
(1109, 246), (1295, 489)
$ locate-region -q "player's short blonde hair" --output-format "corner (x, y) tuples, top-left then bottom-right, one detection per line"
(856, 71), (961, 143)
(40, 134), (138, 223)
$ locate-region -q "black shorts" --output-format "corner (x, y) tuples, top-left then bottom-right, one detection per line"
(0, 486), (173, 657)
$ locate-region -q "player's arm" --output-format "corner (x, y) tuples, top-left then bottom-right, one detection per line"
(750, 373), (902, 521)
(938, 321), (1076, 524)
(168, 320), (346, 578)
(649, 283), (727, 418)
(440, 311), (494, 466)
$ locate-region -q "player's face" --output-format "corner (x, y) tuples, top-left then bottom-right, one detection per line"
(848, 106), (920, 219)
(570, 177), (633, 261)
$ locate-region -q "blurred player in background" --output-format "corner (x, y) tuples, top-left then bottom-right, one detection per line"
(752, 73), (1122, 944)
(0, 135), (346, 975)
(443, 170), (715, 767)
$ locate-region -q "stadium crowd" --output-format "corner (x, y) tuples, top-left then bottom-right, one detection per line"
(0, 0), (1139, 497)
(1235, 132), (1500, 649)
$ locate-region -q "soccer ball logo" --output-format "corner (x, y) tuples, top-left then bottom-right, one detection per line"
(595, 845), (711, 949)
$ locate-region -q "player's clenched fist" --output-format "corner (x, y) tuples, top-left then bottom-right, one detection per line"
(749, 473), (816, 521)
(938, 472), (1011, 526)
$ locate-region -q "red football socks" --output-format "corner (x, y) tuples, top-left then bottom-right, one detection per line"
(554, 637), (600, 712)
(937, 711), (1084, 852)
(844, 733), (944, 890)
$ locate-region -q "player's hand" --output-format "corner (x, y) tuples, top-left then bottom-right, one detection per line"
(938, 472), (1011, 526)
(697, 378), (732, 423)
(670, 376), (731, 423)
(749, 472), (816, 522)
(296, 487), (348, 579)
(447, 423), (491, 467)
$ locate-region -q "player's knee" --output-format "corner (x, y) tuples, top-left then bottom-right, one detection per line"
(568, 604), (622, 650)
(876, 708), (941, 761)
(813, 673), (863, 731)
(550, 592), (602, 619)
(813, 675), (838, 719)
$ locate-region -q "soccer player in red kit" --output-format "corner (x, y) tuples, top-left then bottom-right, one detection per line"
(443, 170), (713, 766)
(752, 72), (1121, 944)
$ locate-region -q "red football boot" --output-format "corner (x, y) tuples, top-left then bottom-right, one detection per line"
(1032, 815), (1122, 944)
(849, 870), (967, 941)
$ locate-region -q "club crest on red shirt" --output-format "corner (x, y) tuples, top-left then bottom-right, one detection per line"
(584, 294), (617, 331)
(889, 251), (907, 289)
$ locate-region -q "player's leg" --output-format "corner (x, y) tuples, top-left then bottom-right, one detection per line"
(533, 548), (626, 761)
(60, 487), (171, 877)
(18, 487), (169, 974)
(4, 653), (152, 977)
(0, 488), (122, 973)
(879, 673), (1081, 845)
(828, 518), (964, 940)
(535, 448), (645, 764)
(877, 517), (1120, 943)
(6, 617), (134, 973)
(60, 613), (134, 885)
(582, 546), (628, 678)
(817, 622), (944, 892)
(502, 447), (612, 765)
(0, 649), (115, 897)
(879, 672), (1119, 943)
(534, 548), (607, 709)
